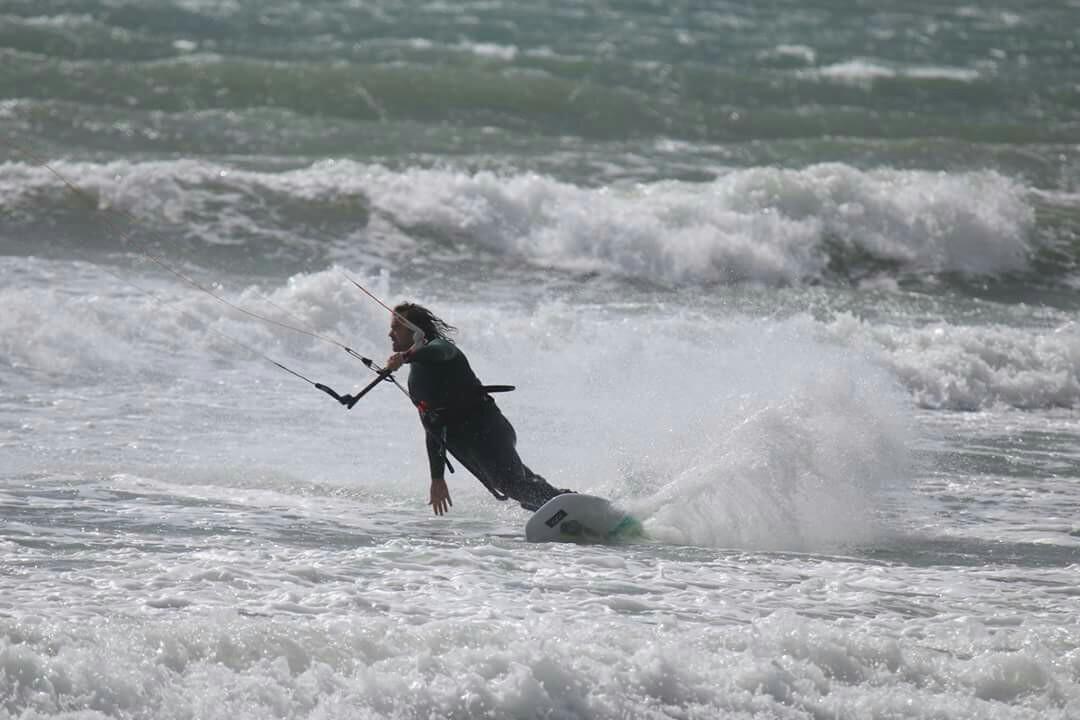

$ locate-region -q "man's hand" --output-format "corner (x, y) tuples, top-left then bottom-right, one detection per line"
(429, 477), (452, 516)
(384, 352), (406, 372)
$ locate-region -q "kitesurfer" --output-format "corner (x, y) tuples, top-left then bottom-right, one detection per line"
(382, 303), (570, 515)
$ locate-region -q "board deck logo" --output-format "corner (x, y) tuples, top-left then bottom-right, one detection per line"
(544, 509), (567, 527)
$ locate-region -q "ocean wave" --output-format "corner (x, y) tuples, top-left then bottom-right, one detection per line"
(380, 163), (1049, 286)
(362, 162), (1034, 284)
(5, 257), (1078, 415)
(0, 49), (666, 139)
(0, 159), (1042, 288)
(803, 59), (982, 86)
(0, 258), (393, 385)
(0, 158), (376, 272)
(821, 314), (1080, 411)
(4, 44), (1075, 146)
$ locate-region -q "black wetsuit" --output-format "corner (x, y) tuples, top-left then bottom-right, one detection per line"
(405, 338), (563, 511)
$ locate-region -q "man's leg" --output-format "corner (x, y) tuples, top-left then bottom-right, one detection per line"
(450, 409), (565, 511)
(507, 463), (564, 512)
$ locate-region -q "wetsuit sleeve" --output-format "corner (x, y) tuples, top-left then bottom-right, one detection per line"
(424, 424), (446, 480)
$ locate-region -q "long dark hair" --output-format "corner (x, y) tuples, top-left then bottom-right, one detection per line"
(393, 303), (457, 342)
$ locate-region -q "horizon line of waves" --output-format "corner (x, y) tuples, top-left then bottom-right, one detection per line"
(3, 49), (1078, 144)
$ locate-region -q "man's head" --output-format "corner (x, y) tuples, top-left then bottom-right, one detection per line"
(390, 303), (456, 351)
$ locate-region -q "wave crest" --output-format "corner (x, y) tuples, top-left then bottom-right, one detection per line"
(0, 160), (1038, 287)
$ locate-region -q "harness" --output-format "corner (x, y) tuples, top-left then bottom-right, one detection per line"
(416, 385), (516, 501)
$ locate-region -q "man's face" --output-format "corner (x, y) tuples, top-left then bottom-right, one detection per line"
(389, 316), (413, 352)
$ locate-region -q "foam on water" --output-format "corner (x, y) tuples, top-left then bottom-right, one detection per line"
(7, 257), (1077, 420)
(290, 161), (1038, 285)
(5, 2), (1080, 717)
(823, 313), (1080, 411)
(4, 258), (920, 553)
(806, 59), (983, 86)
(585, 320), (911, 551)
(2, 550), (1078, 720)
(0, 160), (1036, 287)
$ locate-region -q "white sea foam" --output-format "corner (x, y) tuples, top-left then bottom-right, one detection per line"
(6, 3), (1080, 718)
(0, 160), (1035, 287)
(822, 313), (1080, 411)
(4, 255), (1076, 417)
(357, 162), (1034, 285)
(757, 44), (817, 65)
(580, 319), (912, 551)
(456, 40), (520, 61)
(806, 58), (982, 85)
(2, 553), (1078, 719)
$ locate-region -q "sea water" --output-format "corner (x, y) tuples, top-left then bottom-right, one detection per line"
(2, 1), (1079, 718)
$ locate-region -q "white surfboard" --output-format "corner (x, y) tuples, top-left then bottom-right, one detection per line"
(525, 493), (643, 543)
